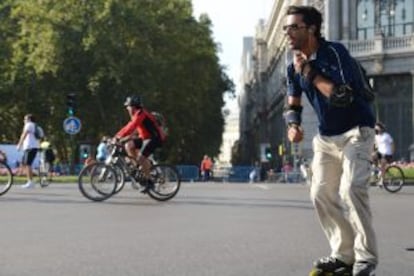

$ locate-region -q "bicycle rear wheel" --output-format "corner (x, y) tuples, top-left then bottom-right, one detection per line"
(147, 164), (181, 201)
(78, 163), (117, 201)
(383, 165), (405, 193)
(0, 161), (13, 196)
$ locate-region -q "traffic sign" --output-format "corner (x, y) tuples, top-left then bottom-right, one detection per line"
(63, 116), (82, 135)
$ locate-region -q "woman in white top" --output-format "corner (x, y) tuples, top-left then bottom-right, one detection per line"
(16, 114), (40, 188)
(374, 122), (394, 179)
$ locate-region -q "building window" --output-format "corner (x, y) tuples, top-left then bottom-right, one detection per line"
(357, 0), (413, 39)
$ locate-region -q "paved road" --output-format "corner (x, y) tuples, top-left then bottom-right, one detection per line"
(0, 182), (413, 276)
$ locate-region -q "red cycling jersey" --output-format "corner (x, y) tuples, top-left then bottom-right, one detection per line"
(116, 108), (166, 141)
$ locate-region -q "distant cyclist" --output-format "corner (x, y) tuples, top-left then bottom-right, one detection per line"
(114, 95), (166, 185)
(96, 136), (109, 162)
(39, 138), (55, 183)
(374, 122), (394, 179)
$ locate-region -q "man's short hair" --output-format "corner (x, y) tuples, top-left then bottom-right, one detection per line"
(286, 5), (323, 38)
(25, 114), (35, 122)
(375, 122), (386, 131)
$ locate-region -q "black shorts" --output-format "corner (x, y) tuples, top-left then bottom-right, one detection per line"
(22, 148), (38, 166)
(133, 137), (162, 158)
(377, 152), (393, 163)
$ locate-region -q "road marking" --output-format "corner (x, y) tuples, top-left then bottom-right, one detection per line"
(253, 184), (270, 190)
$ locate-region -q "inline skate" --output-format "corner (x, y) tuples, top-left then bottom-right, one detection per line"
(309, 257), (352, 276)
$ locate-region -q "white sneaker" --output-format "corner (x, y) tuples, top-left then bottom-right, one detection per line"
(21, 181), (35, 189)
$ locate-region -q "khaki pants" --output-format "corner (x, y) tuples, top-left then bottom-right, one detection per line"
(311, 126), (378, 265)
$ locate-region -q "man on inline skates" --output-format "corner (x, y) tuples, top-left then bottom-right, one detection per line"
(283, 5), (377, 276)
(114, 95), (166, 188)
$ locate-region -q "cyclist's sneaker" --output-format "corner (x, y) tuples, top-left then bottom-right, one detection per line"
(140, 178), (154, 194)
(21, 181), (35, 189)
(378, 177), (384, 187)
(353, 261), (376, 276)
(309, 256), (352, 275)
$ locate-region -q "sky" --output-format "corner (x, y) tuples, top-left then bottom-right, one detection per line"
(192, 0), (274, 112)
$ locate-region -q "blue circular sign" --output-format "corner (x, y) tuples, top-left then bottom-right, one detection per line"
(63, 116), (82, 135)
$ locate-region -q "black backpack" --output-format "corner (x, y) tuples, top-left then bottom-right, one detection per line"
(354, 59), (375, 102)
(34, 124), (45, 140)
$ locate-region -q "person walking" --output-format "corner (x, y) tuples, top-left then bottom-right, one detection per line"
(0, 149), (7, 163)
(16, 114), (40, 188)
(283, 6), (377, 275)
(200, 155), (213, 181)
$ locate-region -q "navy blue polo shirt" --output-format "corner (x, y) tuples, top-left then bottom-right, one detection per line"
(287, 39), (375, 136)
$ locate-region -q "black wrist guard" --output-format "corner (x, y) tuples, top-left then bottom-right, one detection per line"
(283, 105), (303, 126)
(329, 84), (354, 107)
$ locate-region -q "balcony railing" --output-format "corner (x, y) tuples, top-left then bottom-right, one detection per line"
(347, 40), (375, 54)
(384, 35), (414, 49)
(344, 34), (414, 57)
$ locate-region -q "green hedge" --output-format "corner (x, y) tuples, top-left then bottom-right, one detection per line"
(402, 168), (414, 179)
(11, 176), (79, 184)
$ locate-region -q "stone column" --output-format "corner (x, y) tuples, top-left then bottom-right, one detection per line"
(410, 71), (414, 161)
(324, 0), (341, 40)
(342, 0), (349, 40)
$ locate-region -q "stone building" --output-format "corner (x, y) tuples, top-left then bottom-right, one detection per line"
(238, 0), (414, 169)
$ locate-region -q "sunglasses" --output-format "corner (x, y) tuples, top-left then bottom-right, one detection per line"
(282, 23), (308, 33)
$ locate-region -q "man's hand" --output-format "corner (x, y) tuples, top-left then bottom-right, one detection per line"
(287, 125), (304, 143)
(293, 52), (308, 75)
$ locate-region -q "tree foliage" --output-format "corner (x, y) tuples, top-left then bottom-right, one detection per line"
(0, 0), (234, 164)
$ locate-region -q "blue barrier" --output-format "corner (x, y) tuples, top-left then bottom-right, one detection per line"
(67, 163), (258, 184)
(227, 166), (254, 182)
(176, 165), (200, 182)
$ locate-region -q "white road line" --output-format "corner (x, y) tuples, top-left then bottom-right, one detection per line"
(253, 184), (270, 190)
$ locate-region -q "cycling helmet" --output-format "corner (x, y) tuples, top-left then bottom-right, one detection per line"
(124, 95), (142, 108)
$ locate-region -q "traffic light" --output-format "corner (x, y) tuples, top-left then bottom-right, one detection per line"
(79, 145), (91, 162)
(265, 147), (273, 160)
(66, 93), (76, 116)
(82, 148), (89, 159)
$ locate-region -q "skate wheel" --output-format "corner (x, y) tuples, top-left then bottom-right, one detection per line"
(309, 268), (322, 276)
(309, 269), (337, 276)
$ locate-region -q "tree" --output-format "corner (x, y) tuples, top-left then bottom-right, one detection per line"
(0, 0), (234, 165)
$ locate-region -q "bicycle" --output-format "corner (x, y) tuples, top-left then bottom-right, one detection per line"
(0, 160), (14, 196)
(78, 140), (181, 202)
(298, 159), (405, 193)
(370, 162), (405, 193)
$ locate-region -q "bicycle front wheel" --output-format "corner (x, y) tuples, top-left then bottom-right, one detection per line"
(0, 162), (13, 196)
(113, 164), (126, 194)
(147, 164), (181, 201)
(383, 165), (405, 193)
(78, 163), (118, 201)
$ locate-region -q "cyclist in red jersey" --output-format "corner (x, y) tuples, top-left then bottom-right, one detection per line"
(114, 96), (166, 181)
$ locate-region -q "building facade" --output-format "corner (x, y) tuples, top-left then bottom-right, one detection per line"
(238, 0), (414, 169)
(218, 111), (240, 166)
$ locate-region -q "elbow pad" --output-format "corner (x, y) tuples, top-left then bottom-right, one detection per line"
(329, 84), (354, 107)
(283, 105), (303, 126)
